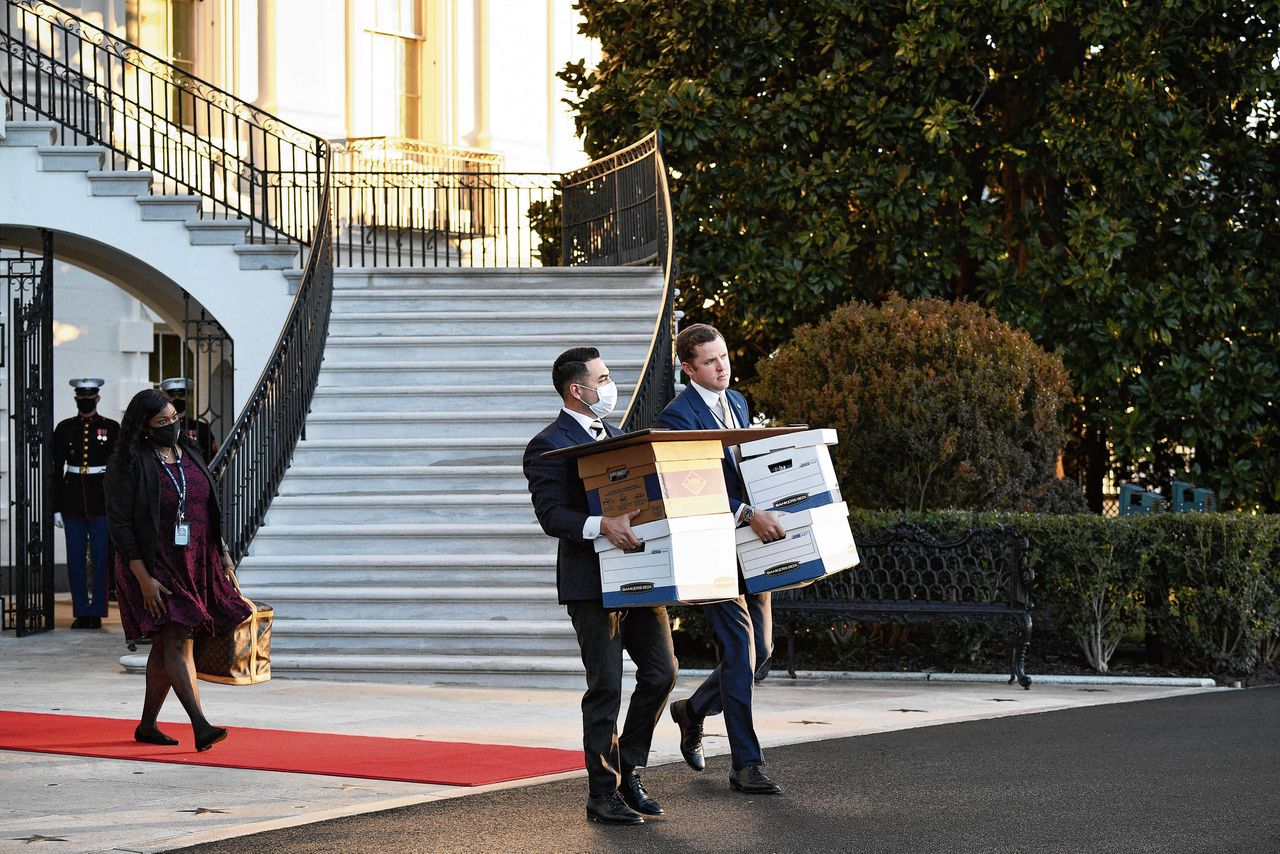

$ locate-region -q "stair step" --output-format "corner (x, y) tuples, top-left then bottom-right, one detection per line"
(234, 242), (301, 270)
(185, 218), (251, 245)
(37, 145), (105, 171)
(308, 383), (632, 413)
(247, 523), (553, 556)
(0, 121), (58, 147)
(239, 585), (562, 619)
(328, 309), (654, 337)
(316, 359), (643, 387)
(119, 652), (593, 687)
(268, 619), (577, 655)
(136, 195), (204, 221)
(328, 266), (662, 291)
(238, 553), (552, 585)
(321, 334), (652, 362)
(277, 465), (527, 495)
(85, 169), (152, 196)
(264, 492), (535, 525)
(292, 437), (530, 466)
(329, 288), (659, 313)
(303, 409), (607, 440)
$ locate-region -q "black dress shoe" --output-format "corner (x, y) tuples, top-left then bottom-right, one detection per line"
(729, 764), (782, 795)
(134, 724), (179, 746)
(89, 616), (103, 628)
(619, 770), (663, 816)
(70, 617), (91, 629)
(586, 791), (644, 825)
(670, 698), (705, 772)
(194, 726), (228, 752)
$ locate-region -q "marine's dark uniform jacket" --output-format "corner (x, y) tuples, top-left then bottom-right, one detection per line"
(52, 413), (120, 519)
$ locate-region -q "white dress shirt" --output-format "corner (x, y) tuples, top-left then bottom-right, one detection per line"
(562, 407), (607, 540)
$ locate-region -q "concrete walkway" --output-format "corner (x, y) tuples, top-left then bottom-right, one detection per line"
(0, 600), (1221, 854)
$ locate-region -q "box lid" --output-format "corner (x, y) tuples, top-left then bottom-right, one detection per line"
(734, 501), (849, 545)
(577, 440), (725, 480)
(738, 428), (838, 460)
(595, 512), (738, 553)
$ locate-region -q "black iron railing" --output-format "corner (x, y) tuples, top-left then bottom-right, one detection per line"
(561, 132), (677, 429)
(210, 183), (333, 561)
(2, 0), (326, 247)
(327, 168), (559, 268)
(2, 0), (333, 561)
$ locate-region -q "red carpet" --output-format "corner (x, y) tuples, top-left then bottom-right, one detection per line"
(0, 710), (583, 786)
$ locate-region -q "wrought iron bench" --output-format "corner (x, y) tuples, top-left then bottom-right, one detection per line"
(771, 524), (1034, 688)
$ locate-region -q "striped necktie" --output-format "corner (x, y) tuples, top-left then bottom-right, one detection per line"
(717, 393), (738, 429)
(589, 419), (606, 441)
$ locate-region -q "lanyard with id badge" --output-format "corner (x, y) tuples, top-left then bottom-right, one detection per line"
(157, 452), (190, 547)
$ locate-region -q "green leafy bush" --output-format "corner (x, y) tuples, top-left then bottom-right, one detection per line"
(753, 295), (1075, 512)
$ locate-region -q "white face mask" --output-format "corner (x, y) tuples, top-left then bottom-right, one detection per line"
(579, 381), (617, 418)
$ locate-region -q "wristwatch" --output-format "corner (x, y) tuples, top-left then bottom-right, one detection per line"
(742, 504), (756, 523)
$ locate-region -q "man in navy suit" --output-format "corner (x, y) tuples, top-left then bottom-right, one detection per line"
(657, 323), (787, 795)
(523, 347), (679, 825)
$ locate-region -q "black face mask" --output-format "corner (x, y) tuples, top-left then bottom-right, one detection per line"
(75, 398), (97, 414)
(148, 422), (181, 448)
(171, 397), (187, 414)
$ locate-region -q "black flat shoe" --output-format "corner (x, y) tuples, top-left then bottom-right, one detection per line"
(70, 617), (91, 629)
(586, 791), (644, 825)
(729, 764), (782, 795)
(194, 726), (228, 752)
(134, 725), (179, 746)
(670, 698), (705, 772)
(619, 770), (663, 816)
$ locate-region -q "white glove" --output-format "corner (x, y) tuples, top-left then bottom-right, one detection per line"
(53, 512), (64, 528)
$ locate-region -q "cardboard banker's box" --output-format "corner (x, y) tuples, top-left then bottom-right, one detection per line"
(579, 439), (729, 525)
(595, 514), (740, 607)
(735, 501), (859, 594)
(739, 429), (841, 514)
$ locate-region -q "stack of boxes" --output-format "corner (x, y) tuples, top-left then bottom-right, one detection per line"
(733, 429), (859, 593)
(584, 439), (741, 607)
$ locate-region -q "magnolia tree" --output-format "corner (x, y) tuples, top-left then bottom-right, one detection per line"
(562, 0), (1280, 510)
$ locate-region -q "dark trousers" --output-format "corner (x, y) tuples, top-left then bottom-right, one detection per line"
(567, 600), (679, 797)
(688, 591), (773, 769)
(64, 516), (110, 618)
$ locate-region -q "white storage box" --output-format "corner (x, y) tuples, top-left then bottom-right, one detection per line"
(740, 429), (841, 514)
(735, 501), (858, 594)
(595, 514), (740, 607)
(737, 427), (838, 460)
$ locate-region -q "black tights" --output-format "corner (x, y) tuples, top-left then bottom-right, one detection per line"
(141, 625), (214, 736)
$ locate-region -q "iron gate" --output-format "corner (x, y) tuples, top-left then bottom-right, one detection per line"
(1, 229), (55, 635)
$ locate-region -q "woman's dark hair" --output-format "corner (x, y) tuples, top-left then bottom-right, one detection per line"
(110, 388), (191, 475)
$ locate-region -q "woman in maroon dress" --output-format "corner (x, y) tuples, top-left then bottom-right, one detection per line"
(105, 389), (250, 752)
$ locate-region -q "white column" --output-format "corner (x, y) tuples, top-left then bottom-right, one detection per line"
(471, 0), (491, 149)
(256, 0), (279, 113)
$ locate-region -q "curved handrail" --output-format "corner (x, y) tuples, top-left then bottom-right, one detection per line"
(2, 0), (327, 246)
(3, 0), (333, 559)
(210, 166), (332, 559)
(560, 131), (678, 429)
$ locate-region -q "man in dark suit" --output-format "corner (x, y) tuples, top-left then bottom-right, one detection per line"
(523, 347), (679, 825)
(657, 323), (787, 795)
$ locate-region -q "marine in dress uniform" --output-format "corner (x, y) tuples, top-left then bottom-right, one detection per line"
(52, 378), (120, 629)
(160, 377), (217, 461)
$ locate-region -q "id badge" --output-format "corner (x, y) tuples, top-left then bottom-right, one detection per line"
(174, 523), (190, 547)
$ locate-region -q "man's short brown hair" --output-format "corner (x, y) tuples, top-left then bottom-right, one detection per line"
(675, 323), (724, 365)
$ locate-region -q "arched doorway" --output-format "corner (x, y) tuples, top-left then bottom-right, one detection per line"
(0, 227), (233, 635)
